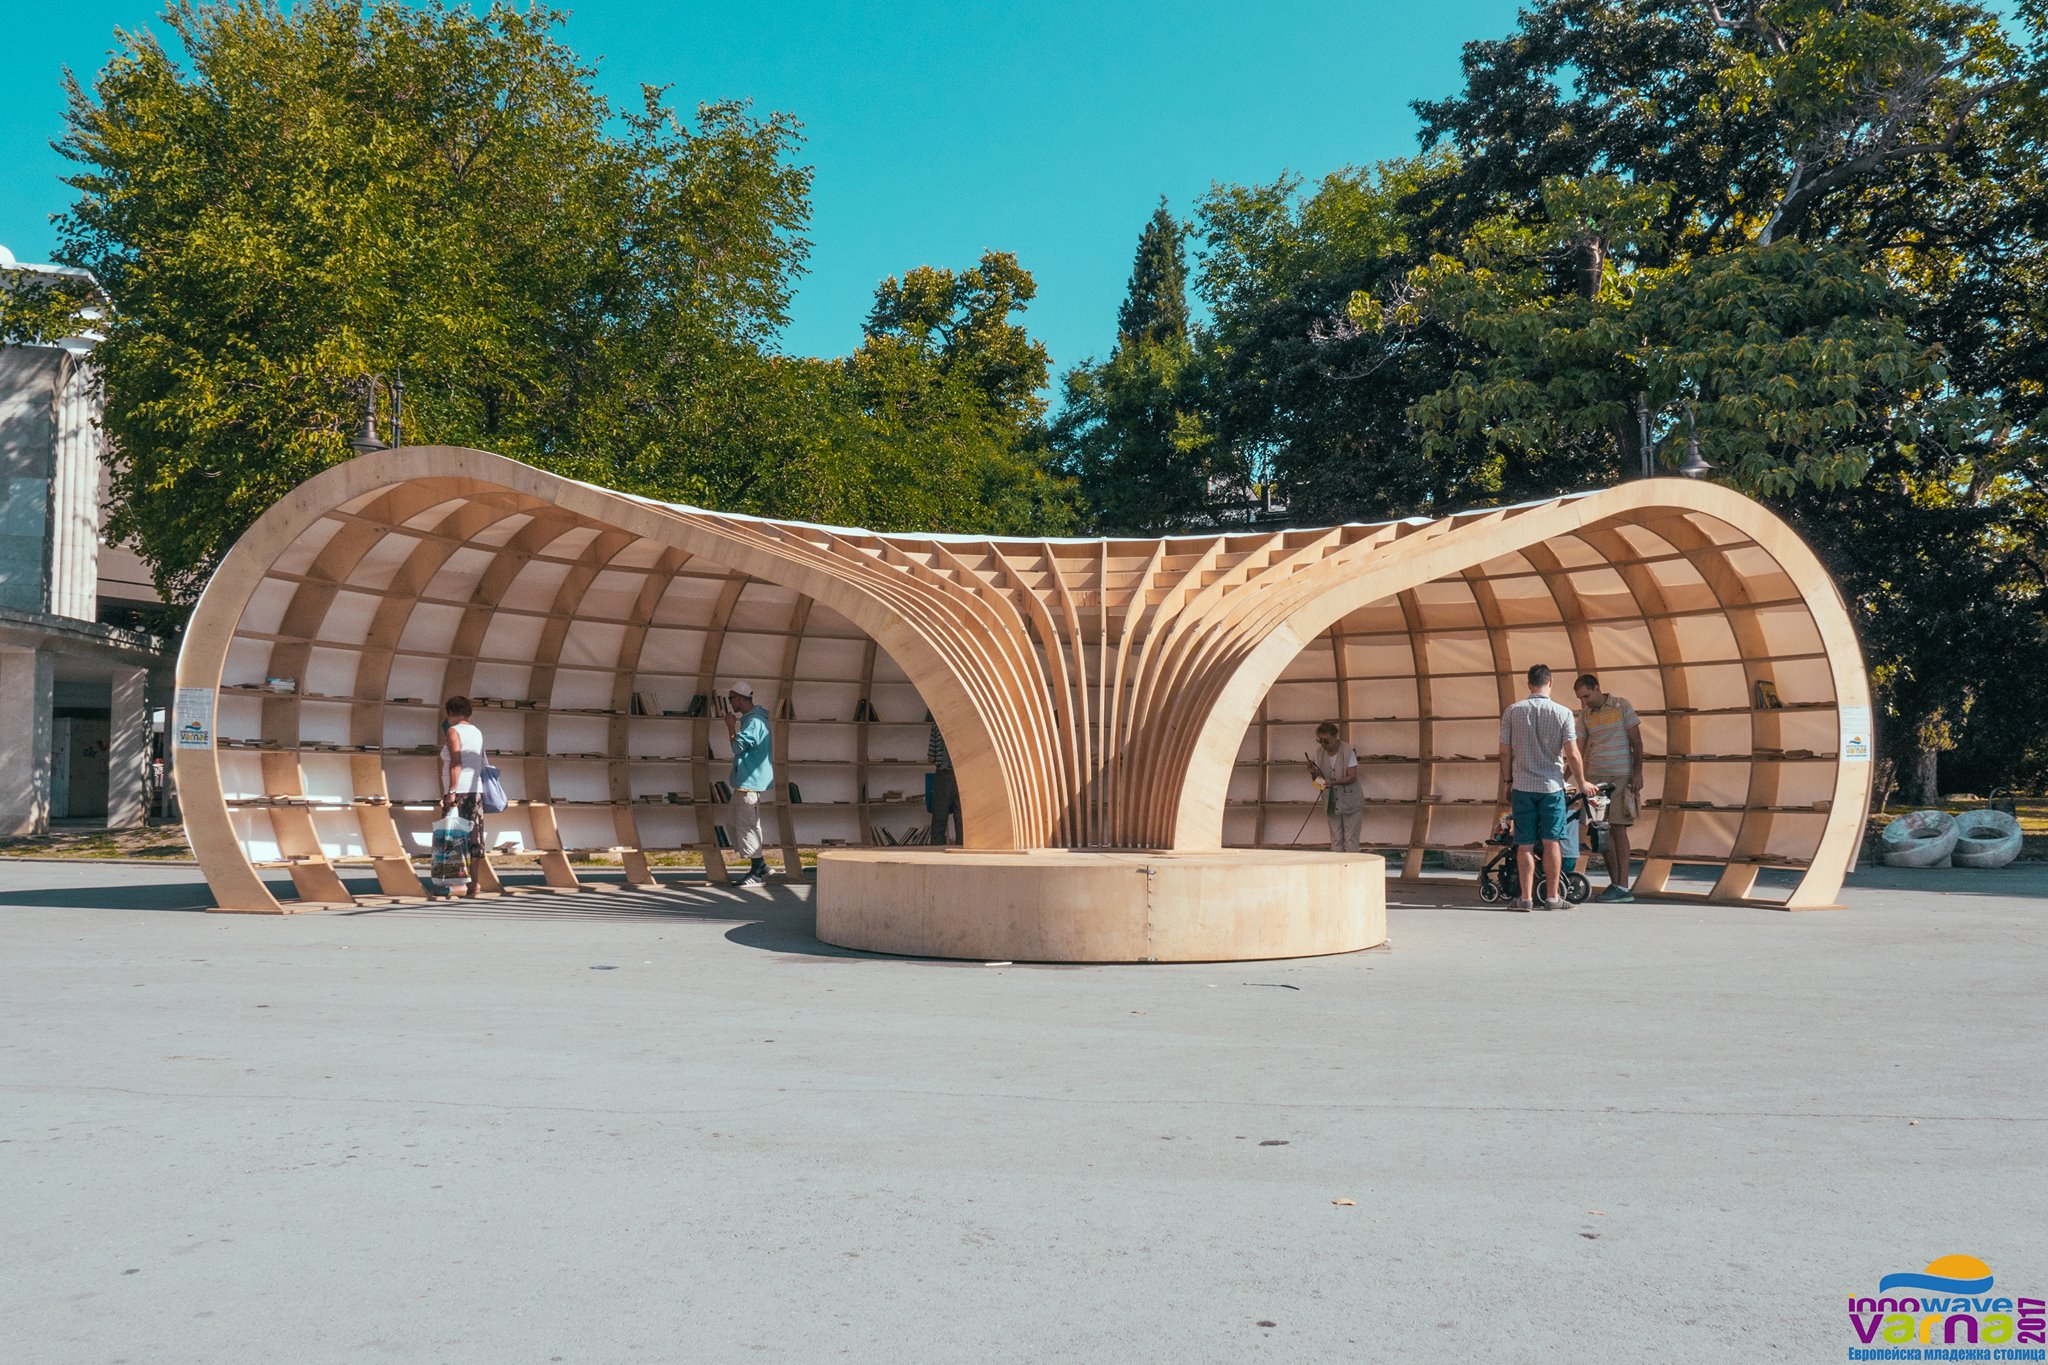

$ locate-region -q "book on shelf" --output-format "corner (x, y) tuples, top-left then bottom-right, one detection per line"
(777, 697), (795, 720)
(711, 780), (733, 803)
(629, 691), (652, 716)
(1753, 680), (1783, 709)
(787, 782), (803, 804)
(714, 824), (729, 848)
(853, 698), (878, 722)
(685, 694), (708, 717)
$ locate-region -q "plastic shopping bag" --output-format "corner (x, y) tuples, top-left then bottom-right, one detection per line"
(431, 808), (474, 887)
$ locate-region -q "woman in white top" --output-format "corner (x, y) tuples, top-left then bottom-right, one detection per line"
(434, 695), (488, 897)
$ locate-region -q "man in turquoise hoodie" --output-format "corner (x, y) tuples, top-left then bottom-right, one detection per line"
(723, 680), (775, 885)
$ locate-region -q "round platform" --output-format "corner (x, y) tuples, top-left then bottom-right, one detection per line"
(814, 848), (1387, 963)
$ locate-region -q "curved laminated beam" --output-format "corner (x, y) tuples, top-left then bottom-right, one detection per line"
(1170, 479), (1873, 907)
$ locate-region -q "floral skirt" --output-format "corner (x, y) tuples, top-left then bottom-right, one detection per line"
(431, 794), (484, 886)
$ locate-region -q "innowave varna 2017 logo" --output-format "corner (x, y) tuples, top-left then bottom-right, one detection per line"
(1848, 1255), (2046, 1361)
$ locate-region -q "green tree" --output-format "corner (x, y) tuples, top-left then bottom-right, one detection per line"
(1115, 200), (1191, 348)
(55, 0), (811, 603)
(1054, 204), (1222, 533)
(857, 251), (1050, 430)
(1189, 159), (1493, 521)
(834, 252), (1074, 536)
(1403, 0), (2048, 795)
(1378, 175), (1939, 495)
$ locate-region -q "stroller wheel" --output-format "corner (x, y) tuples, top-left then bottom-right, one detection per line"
(1478, 876), (1501, 903)
(1564, 871), (1591, 904)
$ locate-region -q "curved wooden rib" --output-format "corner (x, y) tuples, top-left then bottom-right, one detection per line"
(609, 546), (692, 886)
(179, 449), (1872, 913)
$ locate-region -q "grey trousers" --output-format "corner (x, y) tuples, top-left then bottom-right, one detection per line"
(1327, 803), (1363, 852)
(733, 788), (764, 860)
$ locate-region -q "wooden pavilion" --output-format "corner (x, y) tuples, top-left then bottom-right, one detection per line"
(175, 447), (1873, 958)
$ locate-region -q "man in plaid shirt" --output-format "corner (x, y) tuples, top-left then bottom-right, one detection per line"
(1573, 673), (1644, 902)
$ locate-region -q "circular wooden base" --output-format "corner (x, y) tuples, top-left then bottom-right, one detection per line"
(814, 848), (1388, 963)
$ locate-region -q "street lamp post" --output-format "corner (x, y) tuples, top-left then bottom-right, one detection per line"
(1635, 392), (1715, 480)
(349, 372), (406, 456)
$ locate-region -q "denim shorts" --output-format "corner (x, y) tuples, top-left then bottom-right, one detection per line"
(1511, 788), (1569, 845)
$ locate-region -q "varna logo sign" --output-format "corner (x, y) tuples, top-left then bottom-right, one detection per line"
(1848, 1255), (2046, 1360)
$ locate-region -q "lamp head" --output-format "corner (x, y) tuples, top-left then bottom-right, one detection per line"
(349, 378), (385, 455)
(1678, 430), (1712, 479)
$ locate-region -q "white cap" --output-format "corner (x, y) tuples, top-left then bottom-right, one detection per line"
(727, 681), (755, 700)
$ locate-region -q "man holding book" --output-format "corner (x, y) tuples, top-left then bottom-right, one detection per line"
(724, 681), (775, 886)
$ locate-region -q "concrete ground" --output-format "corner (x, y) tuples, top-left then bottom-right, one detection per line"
(2, 861), (2044, 1365)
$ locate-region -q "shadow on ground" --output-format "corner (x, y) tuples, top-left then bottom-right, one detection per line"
(317, 871), (893, 959)
(0, 881), (216, 912)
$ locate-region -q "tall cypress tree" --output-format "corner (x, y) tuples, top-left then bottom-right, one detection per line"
(1115, 201), (1191, 350)
(1055, 201), (1222, 533)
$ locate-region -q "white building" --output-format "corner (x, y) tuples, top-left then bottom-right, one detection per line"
(1, 243), (174, 837)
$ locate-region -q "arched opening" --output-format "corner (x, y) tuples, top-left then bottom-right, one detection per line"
(199, 475), (952, 909)
(1219, 506), (1853, 904)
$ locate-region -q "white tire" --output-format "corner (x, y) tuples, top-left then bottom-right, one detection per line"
(1952, 810), (2023, 869)
(1880, 810), (1959, 868)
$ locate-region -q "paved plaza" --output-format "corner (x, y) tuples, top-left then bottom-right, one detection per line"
(3, 860), (2044, 1364)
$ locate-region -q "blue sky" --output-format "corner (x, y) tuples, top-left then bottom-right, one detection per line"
(0, 0), (1524, 381)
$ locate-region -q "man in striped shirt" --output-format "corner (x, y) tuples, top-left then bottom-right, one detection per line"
(1498, 664), (1597, 910)
(1573, 673), (1645, 902)
(928, 722), (961, 845)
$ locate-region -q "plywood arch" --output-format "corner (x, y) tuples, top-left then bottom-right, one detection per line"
(1179, 482), (1873, 907)
(178, 448), (1872, 913)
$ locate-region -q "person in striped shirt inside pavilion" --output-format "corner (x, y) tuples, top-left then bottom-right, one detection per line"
(1572, 673), (1645, 902)
(927, 721), (961, 845)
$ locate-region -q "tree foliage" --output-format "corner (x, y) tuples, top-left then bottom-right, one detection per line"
(832, 251), (1074, 536)
(51, 0), (1070, 601)
(1115, 201), (1191, 348)
(1053, 207), (1220, 533)
(1051, 0), (2047, 791)
(1378, 176), (1939, 494)
(1401, 0), (2047, 792)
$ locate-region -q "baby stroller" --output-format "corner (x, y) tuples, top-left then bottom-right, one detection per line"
(1478, 783), (1615, 905)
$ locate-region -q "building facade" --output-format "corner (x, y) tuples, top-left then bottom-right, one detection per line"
(1, 244), (173, 837)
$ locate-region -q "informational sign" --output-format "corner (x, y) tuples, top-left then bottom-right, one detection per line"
(1840, 705), (1872, 762)
(174, 687), (215, 749)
